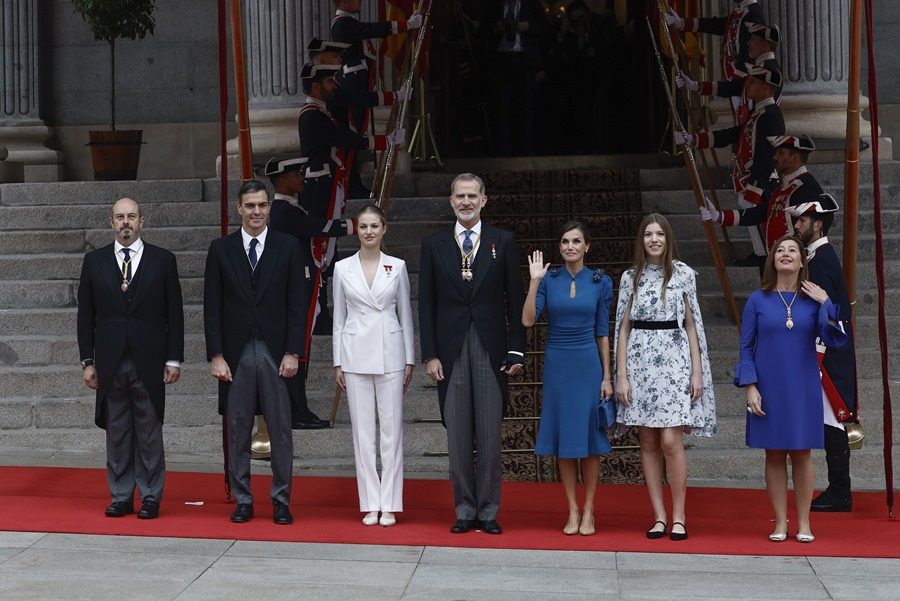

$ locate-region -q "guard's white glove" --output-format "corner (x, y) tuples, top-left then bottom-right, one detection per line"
(675, 72), (699, 92)
(389, 127), (407, 147)
(665, 7), (684, 30)
(673, 130), (695, 148)
(397, 81), (412, 102)
(407, 14), (423, 30)
(699, 196), (721, 223)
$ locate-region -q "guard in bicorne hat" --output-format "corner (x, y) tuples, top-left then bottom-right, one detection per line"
(667, 0), (767, 122)
(699, 135), (823, 258)
(307, 37), (410, 200)
(297, 63), (404, 341)
(265, 155), (356, 429)
(786, 194), (858, 512)
(677, 21), (782, 124)
(677, 62), (785, 266)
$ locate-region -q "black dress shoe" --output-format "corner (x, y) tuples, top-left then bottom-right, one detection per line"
(273, 501), (294, 525)
(137, 501), (160, 519)
(811, 489), (852, 512)
(480, 519), (503, 535)
(292, 416), (331, 430)
(450, 519), (477, 533)
(230, 503), (254, 523)
(105, 501), (134, 517)
(670, 521), (688, 541)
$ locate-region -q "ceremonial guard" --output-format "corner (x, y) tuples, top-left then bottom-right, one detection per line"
(297, 63), (403, 342)
(676, 62), (784, 264)
(788, 195), (858, 512)
(667, 0), (767, 118)
(331, 0), (422, 132)
(677, 22), (782, 123)
(699, 135), (822, 259)
(308, 37), (410, 146)
(266, 155), (353, 429)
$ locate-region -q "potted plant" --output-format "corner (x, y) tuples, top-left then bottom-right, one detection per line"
(72, 0), (156, 180)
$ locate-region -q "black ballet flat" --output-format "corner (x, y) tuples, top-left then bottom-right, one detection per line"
(670, 521), (688, 541)
(646, 520), (667, 539)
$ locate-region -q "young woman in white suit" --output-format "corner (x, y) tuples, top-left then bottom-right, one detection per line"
(333, 204), (415, 527)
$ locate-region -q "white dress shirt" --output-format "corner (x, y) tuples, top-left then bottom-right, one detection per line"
(241, 226), (268, 266)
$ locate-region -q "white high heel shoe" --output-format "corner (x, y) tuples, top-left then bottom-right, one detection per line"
(379, 512), (396, 527)
(795, 532), (815, 543)
(362, 511), (379, 526)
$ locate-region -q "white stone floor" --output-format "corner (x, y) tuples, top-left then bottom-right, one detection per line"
(1, 531), (899, 601)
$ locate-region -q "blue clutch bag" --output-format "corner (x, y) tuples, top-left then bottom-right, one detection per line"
(598, 398), (617, 430)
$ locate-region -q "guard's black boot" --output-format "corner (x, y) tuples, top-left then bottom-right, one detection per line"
(811, 425), (852, 512)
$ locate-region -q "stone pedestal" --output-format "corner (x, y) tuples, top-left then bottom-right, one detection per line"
(703, 0), (891, 159)
(0, 0), (64, 181)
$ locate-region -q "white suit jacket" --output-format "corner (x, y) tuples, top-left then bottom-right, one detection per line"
(333, 251), (415, 374)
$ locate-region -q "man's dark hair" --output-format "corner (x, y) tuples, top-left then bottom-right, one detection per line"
(813, 212), (835, 236)
(238, 179), (269, 204)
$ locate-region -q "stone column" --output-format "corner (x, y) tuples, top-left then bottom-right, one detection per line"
(0, 0), (64, 181)
(704, 0), (889, 158)
(223, 0), (382, 172)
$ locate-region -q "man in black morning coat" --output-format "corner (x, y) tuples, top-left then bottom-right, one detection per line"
(418, 172), (526, 535)
(203, 180), (308, 525)
(77, 197), (184, 520)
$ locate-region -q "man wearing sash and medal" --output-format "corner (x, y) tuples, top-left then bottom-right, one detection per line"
(788, 195), (858, 512)
(419, 173), (526, 535)
(77, 198), (185, 519)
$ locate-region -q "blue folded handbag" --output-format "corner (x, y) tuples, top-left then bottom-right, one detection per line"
(598, 397), (617, 429)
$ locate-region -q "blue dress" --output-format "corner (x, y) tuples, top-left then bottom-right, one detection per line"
(735, 290), (848, 449)
(534, 267), (613, 458)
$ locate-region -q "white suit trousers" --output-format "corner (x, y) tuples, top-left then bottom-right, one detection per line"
(344, 370), (405, 512)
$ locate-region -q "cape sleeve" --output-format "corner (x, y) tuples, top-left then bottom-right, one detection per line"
(682, 265), (717, 437)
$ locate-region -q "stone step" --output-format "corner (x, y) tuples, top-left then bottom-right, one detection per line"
(0, 180), (205, 206)
(682, 446), (900, 488)
(0, 384), (443, 431)
(636, 161), (900, 191)
(687, 412), (899, 450)
(662, 211), (900, 244)
(0, 420), (449, 459)
(642, 185), (900, 215)
(1, 296), (895, 368)
(1, 421), (896, 487)
(694, 262), (900, 294)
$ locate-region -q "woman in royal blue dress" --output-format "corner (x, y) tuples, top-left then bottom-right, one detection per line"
(522, 221), (613, 536)
(736, 234), (847, 543)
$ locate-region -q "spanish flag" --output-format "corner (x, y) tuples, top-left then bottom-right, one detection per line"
(381, 0), (416, 65)
(659, 0), (705, 66)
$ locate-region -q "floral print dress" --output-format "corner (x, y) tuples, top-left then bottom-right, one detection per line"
(613, 261), (716, 437)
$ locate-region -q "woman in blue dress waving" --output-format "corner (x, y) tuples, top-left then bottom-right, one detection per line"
(736, 234), (847, 543)
(523, 221), (613, 536)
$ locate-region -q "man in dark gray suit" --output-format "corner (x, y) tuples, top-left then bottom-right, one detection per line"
(203, 180), (307, 525)
(77, 197), (184, 519)
(419, 172), (526, 535)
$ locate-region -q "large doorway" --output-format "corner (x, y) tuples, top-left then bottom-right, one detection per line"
(427, 0), (667, 159)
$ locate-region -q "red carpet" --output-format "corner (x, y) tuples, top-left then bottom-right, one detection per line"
(1, 466), (896, 557)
